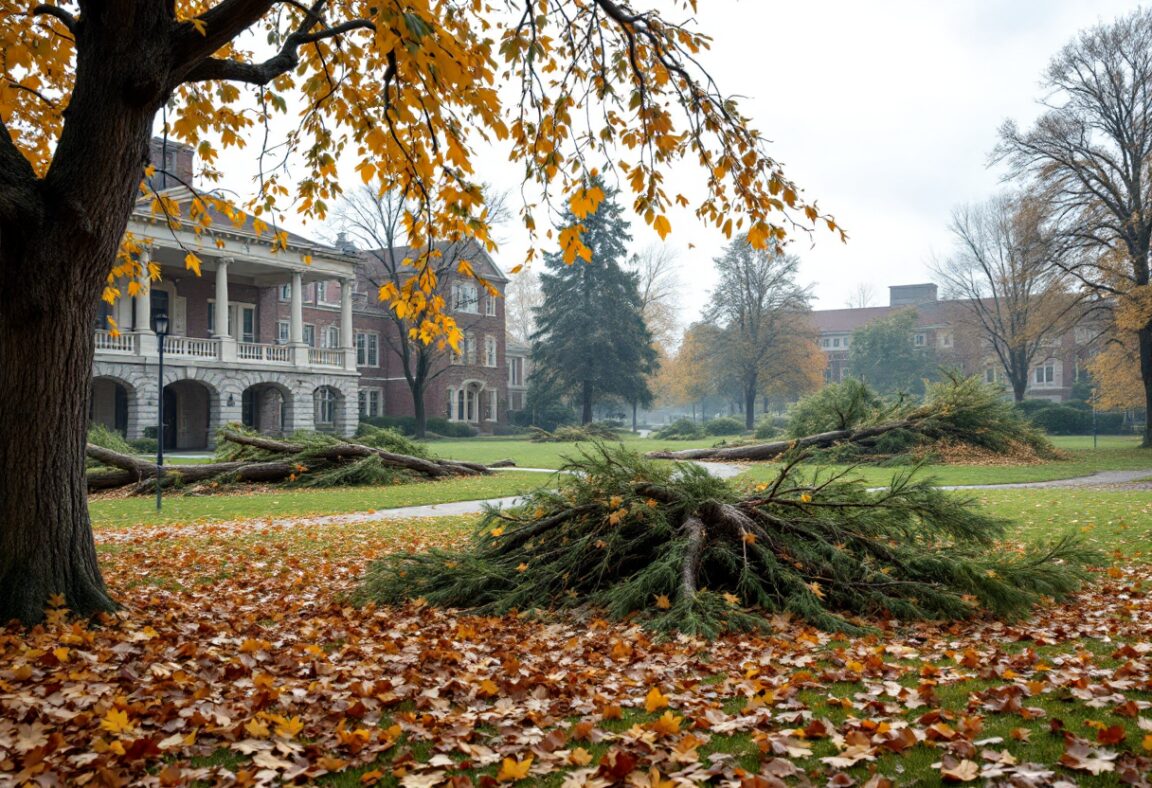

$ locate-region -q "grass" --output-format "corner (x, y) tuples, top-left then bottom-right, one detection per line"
(424, 432), (719, 467)
(88, 470), (552, 528)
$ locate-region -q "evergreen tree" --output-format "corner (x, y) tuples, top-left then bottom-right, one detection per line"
(848, 310), (938, 396)
(531, 185), (658, 424)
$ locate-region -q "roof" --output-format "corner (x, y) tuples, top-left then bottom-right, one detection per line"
(810, 302), (955, 334)
(355, 239), (509, 284)
(132, 187), (353, 261)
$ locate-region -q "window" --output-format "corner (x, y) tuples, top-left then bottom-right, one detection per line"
(356, 331), (379, 366)
(820, 337), (831, 349)
(279, 283), (292, 301)
(832, 337), (840, 348)
(314, 387), (338, 426)
(486, 390), (498, 421)
(485, 293), (497, 316)
(322, 325), (340, 349)
(1034, 362), (1056, 385)
(1074, 327), (1094, 345)
(484, 335), (498, 367)
(358, 388), (382, 418)
(208, 302), (255, 341)
(277, 321), (290, 344)
(303, 324), (316, 348)
(316, 280), (340, 306)
(939, 332), (953, 348)
(985, 368), (996, 384)
(508, 356), (524, 386)
(453, 283), (479, 313)
(453, 332), (476, 365)
(913, 333), (926, 347)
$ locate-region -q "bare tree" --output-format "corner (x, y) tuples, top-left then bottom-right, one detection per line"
(996, 8), (1152, 444)
(336, 187), (491, 438)
(705, 237), (813, 429)
(504, 268), (543, 343)
(627, 244), (682, 350)
(934, 193), (1090, 402)
(845, 282), (877, 309)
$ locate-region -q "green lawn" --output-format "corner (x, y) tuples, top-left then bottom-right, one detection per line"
(89, 470), (552, 528)
(427, 432), (720, 467)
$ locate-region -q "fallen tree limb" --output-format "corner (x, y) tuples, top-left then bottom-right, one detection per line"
(647, 421), (913, 461)
(87, 428), (494, 494)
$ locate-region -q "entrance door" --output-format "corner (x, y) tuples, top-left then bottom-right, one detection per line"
(162, 387), (178, 450)
(242, 388), (258, 428)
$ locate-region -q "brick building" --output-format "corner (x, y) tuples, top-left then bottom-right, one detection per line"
(809, 283), (1099, 402)
(90, 139), (519, 444)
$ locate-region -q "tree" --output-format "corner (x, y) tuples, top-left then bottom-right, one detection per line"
(704, 237), (814, 429)
(652, 322), (723, 418)
(0, 0), (836, 625)
(934, 193), (1090, 402)
(846, 282), (877, 309)
(627, 244), (682, 351)
(336, 187), (497, 438)
(531, 184), (657, 424)
(504, 268), (543, 344)
(1088, 270), (1150, 410)
(996, 8), (1152, 445)
(848, 310), (937, 396)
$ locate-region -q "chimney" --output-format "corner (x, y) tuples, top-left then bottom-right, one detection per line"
(334, 231), (358, 254)
(148, 137), (195, 190)
(888, 283), (938, 307)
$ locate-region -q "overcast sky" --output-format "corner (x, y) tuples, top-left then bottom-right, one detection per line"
(219, 1), (1145, 324)
(647, 0), (1145, 318)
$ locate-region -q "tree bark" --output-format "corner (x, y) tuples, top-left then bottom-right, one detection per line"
(1140, 323), (1152, 448)
(582, 380), (594, 425)
(743, 381), (756, 430)
(0, 5), (177, 624)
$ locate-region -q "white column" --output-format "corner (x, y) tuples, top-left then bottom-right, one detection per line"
(214, 258), (231, 338)
(215, 258), (237, 361)
(290, 271), (308, 367)
(134, 249), (156, 356)
(340, 277), (357, 371)
(135, 249), (153, 333)
(447, 388), (456, 421)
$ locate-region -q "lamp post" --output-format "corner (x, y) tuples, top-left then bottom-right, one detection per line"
(154, 311), (169, 512)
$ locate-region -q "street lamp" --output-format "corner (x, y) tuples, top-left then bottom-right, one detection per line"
(154, 311), (170, 512)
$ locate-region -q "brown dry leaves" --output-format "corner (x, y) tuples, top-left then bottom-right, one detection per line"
(2, 516), (1151, 786)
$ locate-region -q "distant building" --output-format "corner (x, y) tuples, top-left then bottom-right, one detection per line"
(809, 283), (1099, 402)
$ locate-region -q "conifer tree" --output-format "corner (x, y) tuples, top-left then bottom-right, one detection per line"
(531, 184), (658, 424)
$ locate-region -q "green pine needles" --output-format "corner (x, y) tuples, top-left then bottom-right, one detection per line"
(358, 445), (1095, 639)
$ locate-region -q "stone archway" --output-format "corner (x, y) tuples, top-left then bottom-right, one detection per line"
(90, 375), (135, 436)
(162, 379), (215, 450)
(241, 381), (293, 436)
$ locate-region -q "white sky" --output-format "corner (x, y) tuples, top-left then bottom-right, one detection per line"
(214, 0), (1144, 325)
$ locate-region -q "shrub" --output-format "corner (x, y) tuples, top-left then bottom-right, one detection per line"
(753, 415), (788, 440)
(128, 438), (159, 454)
(491, 423), (531, 436)
(703, 416), (745, 436)
(653, 418), (704, 440)
(425, 417), (478, 438)
(1030, 405), (1091, 435)
(1014, 399), (1054, 417)
(361, 415), (417, 435)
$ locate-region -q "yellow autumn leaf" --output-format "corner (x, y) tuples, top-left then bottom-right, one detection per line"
(184, 252), (202, 276)
(496, 755), (533, 782)
(100, 709), (135, 735)
(647, 710), (683, 736)
(644, 686), (670, 713)
(808, 581), (826, 600)
(652, 214), (672, 239)
(654, 594), (671, 610)
(245, 718), (271, 738)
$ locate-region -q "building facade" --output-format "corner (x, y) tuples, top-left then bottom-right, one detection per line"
(809, 283), (1098, 402)
(90, 139), (518, 445)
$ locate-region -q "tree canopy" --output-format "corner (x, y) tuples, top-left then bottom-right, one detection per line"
(848, 310), (937, 396)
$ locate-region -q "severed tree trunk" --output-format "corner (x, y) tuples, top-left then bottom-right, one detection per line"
(0, 6), (175, 624)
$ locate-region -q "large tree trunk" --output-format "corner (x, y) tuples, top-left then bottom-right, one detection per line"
(0, 5), (171, 624)
(582, 380), (593, 425)
(743, 381), (756, 430)
(1139, 323), (1152, 448)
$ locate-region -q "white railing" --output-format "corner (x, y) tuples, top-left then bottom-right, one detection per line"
(309, 348), (344, 367)
(163, 336), (219, 359)
(238, 342), (292, 363)
(94, 330), (137, 354)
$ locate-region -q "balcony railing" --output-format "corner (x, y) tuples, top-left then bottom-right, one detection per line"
(164, 336), (220, 359)
(238, 342), (292, 363)
(93, 332), (349, 372)
(309, 348), (345, 367)
(94, 330), (136, 354)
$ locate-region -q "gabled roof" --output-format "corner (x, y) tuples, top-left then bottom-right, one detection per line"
(355, 239), (509, 283)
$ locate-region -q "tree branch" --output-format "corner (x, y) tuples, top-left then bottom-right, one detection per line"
(32, 3), (77, 35)
(0, 117), (41, 224)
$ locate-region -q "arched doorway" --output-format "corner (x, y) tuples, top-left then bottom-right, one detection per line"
(90, 377), (132, 436)
(162, 380), (213, 450)
(453, 380), (488, 424)
(242, 382), (292, 436)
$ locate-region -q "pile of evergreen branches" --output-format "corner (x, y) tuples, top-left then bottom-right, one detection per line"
(359, 445), (1094, 638)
